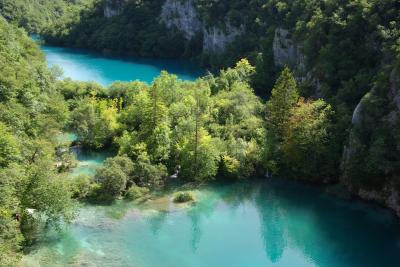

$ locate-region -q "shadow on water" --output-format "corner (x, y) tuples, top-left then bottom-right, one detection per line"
(253, 179), (400, 267)
(164, 179), (400, 266)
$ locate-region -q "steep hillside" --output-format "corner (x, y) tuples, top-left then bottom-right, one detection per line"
(0, 17), (75, 265)
(0, 0), (95, 33)
(342, 68), (400, 215)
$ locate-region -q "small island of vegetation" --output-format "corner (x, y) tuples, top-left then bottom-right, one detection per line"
(174, 191), (195, 203)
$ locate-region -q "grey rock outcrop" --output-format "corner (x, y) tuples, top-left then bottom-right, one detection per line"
(160, 0), (202, 40)
(203, 24), (244, 53)
(272, 28), (305, 69)
(103, 0), (244, 53)
(160, 0), (244, 53)
(341, 69), (400, 216)
(104, 0), (127, 18)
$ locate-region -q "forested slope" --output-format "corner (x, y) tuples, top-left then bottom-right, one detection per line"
(0, 0), (95, 33)
(0, 17), (75, 265)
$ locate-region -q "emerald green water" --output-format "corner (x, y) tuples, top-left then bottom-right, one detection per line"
(22, 180), (400, 267)
(55, 133), (111, 177)
(70, 147), (113, 177)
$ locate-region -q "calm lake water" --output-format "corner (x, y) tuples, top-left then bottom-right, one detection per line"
(41, 45), (202, 85)
(22, 180), (400, 267)
(30, 42), (400, 267)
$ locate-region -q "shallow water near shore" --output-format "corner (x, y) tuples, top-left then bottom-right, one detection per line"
(21, 180), (400, 267)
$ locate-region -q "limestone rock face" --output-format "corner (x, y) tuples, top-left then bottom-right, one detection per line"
(356, 187), (400, 217)
(160, 0), (202, 40)
(104, 0), (127, 18)
(272, 28), (305, 68)
(160, 0), (244, 53)
(103, 0), (244, 53)
(341, 69), (400, 216)
(387, 189), (400, 217)
(202, 24), (244, 53)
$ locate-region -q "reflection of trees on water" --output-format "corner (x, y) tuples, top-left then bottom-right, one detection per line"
(148, 211), (168, 236)
(187, 209), (201, 252)
(185, 189), (220, 252)
(254, 180), (400, 267)
(103, 202), (131, 220)
(138, 180), (400, 267)
(220, 182), (259, 208)
(255, 183), (287, 263)
(186, 182), (261, 252)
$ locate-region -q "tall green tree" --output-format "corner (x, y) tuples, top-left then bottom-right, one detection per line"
(72, 96), (119, 148)
(264, 67), (299, 174)
(0, 18), (77, 263)
(266, 67), (299, 138)
(173, 81), (221, 182)
(282, 98), (333, 180)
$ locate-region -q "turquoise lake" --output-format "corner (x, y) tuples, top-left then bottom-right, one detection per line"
(26, 44), (400, 267)
(22, 180), (400, 267)
(41, 45), (202, 85)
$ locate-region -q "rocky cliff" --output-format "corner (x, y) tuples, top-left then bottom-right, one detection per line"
(104, 0), (244, 53)
(341, 69), (400, 216)
(160, 0), (201, 40)
(159, 0), (244, 53)
(272, 28), (324, 96)
(105, 1), (308, 58)
(272, 28), (303, 68)
(104, 0), (127, 18)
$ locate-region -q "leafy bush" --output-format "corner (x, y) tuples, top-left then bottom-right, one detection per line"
(70, 175), (93, 199)
(173, 191), (195, 203)
(92, 156), (136, 200)
(94, 164), (127, 199)
(125, 186), (150, 201)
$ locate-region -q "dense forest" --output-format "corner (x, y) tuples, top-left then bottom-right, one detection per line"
(1, 0), (400, 265)
(0, 17), (75, 265)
